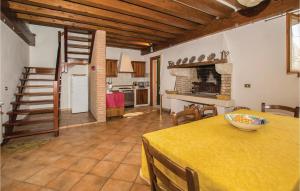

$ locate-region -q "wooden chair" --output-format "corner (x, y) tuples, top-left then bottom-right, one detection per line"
(233, 106), (250, 111)
(142, 137), (200, 191)
(261, 102), (299, 118)
(199, 105), (218, 119)
(171, 108), (200, 126)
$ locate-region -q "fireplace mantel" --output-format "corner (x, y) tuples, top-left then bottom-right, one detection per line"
(166, 93), (234, 107)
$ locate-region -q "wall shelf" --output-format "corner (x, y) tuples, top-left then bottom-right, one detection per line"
(167, 59), (227, 69)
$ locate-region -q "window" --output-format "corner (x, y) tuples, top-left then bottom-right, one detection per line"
(287, 13), (300, 75)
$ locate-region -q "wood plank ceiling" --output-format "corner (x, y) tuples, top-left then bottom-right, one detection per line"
(5, 0), (299, 53)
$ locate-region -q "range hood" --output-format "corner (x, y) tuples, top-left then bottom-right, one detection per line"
(119, 53), (134, 73)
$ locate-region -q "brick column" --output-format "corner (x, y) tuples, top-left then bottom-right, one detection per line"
(220, 74), (231, 98)
(89, 30), (106, 122)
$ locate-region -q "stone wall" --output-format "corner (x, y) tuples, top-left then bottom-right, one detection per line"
(220, 74), (231, 97)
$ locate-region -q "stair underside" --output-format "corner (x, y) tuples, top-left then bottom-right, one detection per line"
(7, 108), (54, 115)
(11, 100), (53, 105)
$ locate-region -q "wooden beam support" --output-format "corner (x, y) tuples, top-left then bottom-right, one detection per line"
(11, 0), (186, 34)
(142, 0), (299, 55)
(173, 0), (234, 17)
(71, 0), (213, 25)
(107, 42), (143, 50)
(1, 0), (35, 45)
(16, 13), (167, 42)
(107, 33), (155, 44)
(107, 37), (150, 47)
(68, 0), (202, 28)
(8, 1), (178, 39)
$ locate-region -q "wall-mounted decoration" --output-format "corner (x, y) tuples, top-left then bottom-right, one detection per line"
(168, 61), (175, 67)
(207, 53), (216, 61)
(198, 55), (205, 62)
(221, 51), (230, 61)
(189, 56), (196, 63)
(176, 58), (182, 65)
(182, 57), (188, 64)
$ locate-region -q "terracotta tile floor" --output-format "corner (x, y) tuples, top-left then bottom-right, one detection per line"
(1, 107), (173, 191)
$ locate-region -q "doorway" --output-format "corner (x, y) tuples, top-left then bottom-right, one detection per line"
(150, 56), (161, 106)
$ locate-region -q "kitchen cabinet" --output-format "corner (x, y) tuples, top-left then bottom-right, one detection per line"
(132, 61), (146, 77)
(106, 59), (118, 77)
(136, 89), (148, 105)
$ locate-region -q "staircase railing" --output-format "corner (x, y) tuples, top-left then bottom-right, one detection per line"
(53, 31), (62, 136)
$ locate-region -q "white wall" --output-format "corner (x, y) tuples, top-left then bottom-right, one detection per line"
(29, 25), (62, 67)
(144, 16), (299, 111)
(28, 24), (88, 109)
(106, 47), (149, 86)
(0, 22), (30, 125)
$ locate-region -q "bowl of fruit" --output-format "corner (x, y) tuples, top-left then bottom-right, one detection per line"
(224, 113), (267, 131)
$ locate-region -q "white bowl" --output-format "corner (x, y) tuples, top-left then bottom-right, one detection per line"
(225, 114), (267, 131)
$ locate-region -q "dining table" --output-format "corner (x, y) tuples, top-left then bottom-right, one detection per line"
(140, 110), (299, 191)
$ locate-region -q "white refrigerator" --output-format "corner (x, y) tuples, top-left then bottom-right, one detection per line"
(71, 75), (88, 113)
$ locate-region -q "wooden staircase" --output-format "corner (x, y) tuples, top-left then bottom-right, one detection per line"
(2, 28), (95, 143)
(64, 28), (95, 65)
(3, 66), (59, 141)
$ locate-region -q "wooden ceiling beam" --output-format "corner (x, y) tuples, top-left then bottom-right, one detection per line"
(107, 33), (155, 44)
(8, 1), (176, 39)
(10, 0), (186, 34)
(142, 0), (299, 54)
(107, 43), (143, 50)
(173, 0), (234, 17)
(16, 13), (167, 42)
(107, 38), (150, 47)
(68, 0), (202, 28)
(1, 0), (35, 45)
(122, 0), (221, 20)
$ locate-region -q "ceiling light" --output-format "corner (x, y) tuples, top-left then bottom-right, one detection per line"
(237, 0), (264, 7)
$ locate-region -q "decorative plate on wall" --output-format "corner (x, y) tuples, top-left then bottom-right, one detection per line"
(189, 56), (196, 63)
(207, 53), (216, 61)
(182, 57), (188, 64)
(176, 58), (182, 65)
(168, 61), (174, 67)
(198, 55), (205, 62)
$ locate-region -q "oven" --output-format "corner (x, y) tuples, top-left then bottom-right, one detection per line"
(119, 88), (134, 107)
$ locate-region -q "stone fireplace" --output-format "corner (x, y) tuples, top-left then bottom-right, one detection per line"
(172, 63), (232, 98)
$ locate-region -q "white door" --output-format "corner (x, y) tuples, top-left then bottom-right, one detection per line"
(71, 75), (88, 113)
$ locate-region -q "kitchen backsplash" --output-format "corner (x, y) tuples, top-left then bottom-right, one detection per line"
(107, 73), (149, 86)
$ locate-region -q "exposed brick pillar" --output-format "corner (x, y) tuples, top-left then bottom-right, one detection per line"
(89, 30), (106, 122)
(220, 74), (231, 98)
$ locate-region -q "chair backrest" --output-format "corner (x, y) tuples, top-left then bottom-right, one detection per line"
(261, 102), (299, 118)
(199, 105), (218, 119)
(233, 106), (250, 111)
(171, 108), (200, 126)
(142, 137), (200, 191)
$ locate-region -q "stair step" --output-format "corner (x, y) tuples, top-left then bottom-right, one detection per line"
(68, 57), (89, 61)
(3, 119), (53, 127)
(68, 44), (90, 49)
(11, 100), (53, 105)
(68, 29), (91, 34)
(7, 108), (53, 115)
(4, 128), (58, 140)
(18, 85), (53, 88)
(20, 78), (54, 81)
(68, 36), (91, 42)
(67, 51), (90, 55)
(25, 67), (55, 70)
(15, 92), (53, 96)
(23, 72), (54, 75)
(66, 62), (88, 66)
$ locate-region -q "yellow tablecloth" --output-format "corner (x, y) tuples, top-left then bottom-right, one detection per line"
(141, 110), (300, 191)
